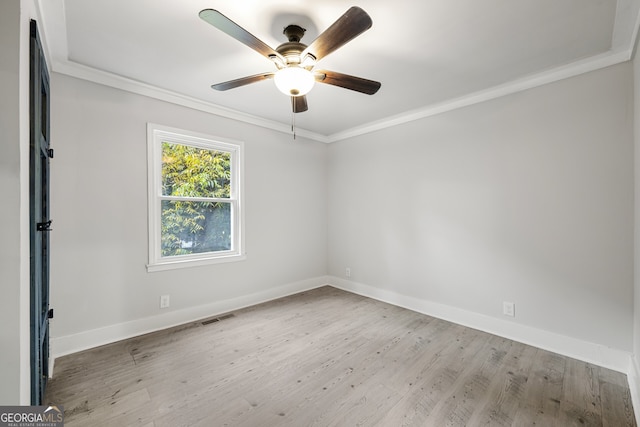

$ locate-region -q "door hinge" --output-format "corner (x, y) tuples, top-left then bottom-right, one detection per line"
(47, 309), (54, 319)
(36, 220), (52, 231)
(47, 148), (54, 158)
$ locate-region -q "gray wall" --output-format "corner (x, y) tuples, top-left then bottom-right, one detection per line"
(328, 63), (634, 352)
(0, 0), (39, 405)
(0, 0), (24, 405)
(633, 35), (640, 386)
(48, 61), (637, 364)
(49, 74), (328, 350)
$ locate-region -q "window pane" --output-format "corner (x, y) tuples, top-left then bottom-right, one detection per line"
(161, 200), (231, 256)
(162, 142), (231, 198)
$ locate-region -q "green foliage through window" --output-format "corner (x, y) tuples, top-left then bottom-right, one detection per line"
(160, 142), (232, 257)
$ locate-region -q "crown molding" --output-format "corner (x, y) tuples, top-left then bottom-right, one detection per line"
(52, 46), (632, 145)
(326, 49), (632, 143)
(51, 59), (330, 143)
(39, 0), (640, 144)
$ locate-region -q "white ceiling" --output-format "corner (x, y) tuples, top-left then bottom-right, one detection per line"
(37, 0), (640, 142)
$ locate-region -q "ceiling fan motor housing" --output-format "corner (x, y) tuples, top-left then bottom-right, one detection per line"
(283, 25), (306, 42)
(276, 25), (309, 66)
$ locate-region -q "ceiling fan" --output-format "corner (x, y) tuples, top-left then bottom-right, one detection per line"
(198, 6), (381, 114)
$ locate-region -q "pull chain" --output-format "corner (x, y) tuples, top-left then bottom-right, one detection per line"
(291, 98), (297, 140)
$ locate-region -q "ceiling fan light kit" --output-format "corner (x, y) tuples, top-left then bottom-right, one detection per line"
(274, 66), (315, 96)
(199, 6), (381, 115)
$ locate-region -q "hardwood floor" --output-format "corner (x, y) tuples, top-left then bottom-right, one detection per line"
(45, 286), (637, 426)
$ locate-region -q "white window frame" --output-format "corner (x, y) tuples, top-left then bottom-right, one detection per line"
(146, 123), (245, 272)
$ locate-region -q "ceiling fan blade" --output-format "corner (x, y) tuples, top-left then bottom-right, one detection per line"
(212, 72), (275, 91)
(292, 95), (308, 113)
(301, 7), (372, 62)
(199, 9), (284, 62)
(314, 70), (381, 95)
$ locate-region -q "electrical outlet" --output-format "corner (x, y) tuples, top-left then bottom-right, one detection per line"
(160, 294), (170, 309)
(503, 301), (515, 317)
(345, 267), (351, 278)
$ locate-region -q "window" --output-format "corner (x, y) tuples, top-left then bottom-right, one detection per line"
(147, 124), (244, 272)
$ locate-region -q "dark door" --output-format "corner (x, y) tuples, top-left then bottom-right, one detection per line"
(29, 19), (52, 405)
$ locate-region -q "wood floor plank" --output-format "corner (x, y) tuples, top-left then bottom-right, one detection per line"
(600, 380), (636, 427)
(466, 340), (538, 426)
(423, 334), (514, 426)
(45, 286), (637, 426)
(512, 349), (566, 426)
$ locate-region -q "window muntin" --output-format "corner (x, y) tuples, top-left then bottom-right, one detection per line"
(147, 124), (244, 271)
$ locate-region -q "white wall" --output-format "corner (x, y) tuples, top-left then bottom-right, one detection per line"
(328, 63), (634, 363)
(49, 74), (328, 355)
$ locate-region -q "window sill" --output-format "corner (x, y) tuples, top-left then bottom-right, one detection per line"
(146, 253), (246, 272)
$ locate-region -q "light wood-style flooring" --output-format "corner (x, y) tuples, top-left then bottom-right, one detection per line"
(45, 286), (636, 426)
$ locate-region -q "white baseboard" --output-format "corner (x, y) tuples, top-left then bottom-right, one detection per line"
(51, 276), (330, 364)
(629, 356), (640, 425)
(328, 276), (632, 374)
(50, 273), (638, 412)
